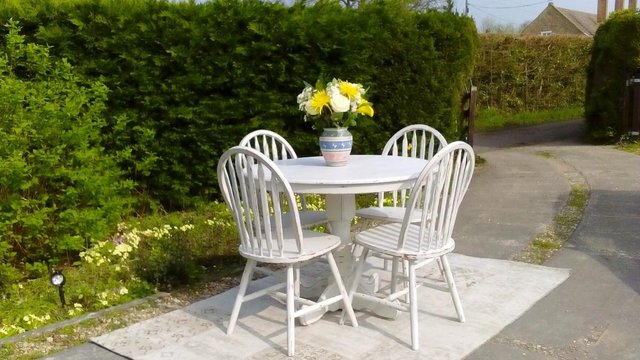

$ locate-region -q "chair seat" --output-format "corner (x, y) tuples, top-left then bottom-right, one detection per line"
(356, 206), (423, 223)
(240, 228), (341, 264)
(355, 222), (455, 259)
(276, 210), (328, 228)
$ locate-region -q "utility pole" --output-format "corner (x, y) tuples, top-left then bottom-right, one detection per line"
(465, 0), (469, 15)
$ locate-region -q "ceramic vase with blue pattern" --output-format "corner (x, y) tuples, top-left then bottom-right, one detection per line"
(319, 127), (352, 167)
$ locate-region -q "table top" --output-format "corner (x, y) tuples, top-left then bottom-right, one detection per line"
(274, 155), (428, 194)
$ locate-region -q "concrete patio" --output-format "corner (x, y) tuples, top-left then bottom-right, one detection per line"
(42, 120), (640, 359)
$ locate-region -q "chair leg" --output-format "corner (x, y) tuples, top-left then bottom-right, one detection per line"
(436, 257), (446, 280)
(326, 252), (358, 328)
(294, 265), (301, 300)
(390, 257), (399, 295)
(286, 265), (295, 357)
(393, 258), (410, 302)
(341, 247), (369, 325)
(227, 259), (257, 335)
(441, 255), (465, 323)
(348, 248), (369, 300)
(408, 261), (419, 351)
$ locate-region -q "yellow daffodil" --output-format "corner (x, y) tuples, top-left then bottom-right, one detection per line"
(357, 101), (374, 117)
(338, 81), (361, 100)
(306, 90), (331, 115)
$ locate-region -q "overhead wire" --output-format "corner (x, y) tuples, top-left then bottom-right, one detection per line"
(470, 1), (549, 10)
(467, 4), (514, 24)
(466, 1), (552, 25)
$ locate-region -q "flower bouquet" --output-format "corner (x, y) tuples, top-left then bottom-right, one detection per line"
(297, 78), (374, 130)
(297, 78), (374, 166)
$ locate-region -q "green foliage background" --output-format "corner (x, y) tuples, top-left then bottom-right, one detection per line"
(0, 20), (134, 289)
(0, 0), (478, 209)
(473, 33), (592, 115)
(585, 9), (640, 141)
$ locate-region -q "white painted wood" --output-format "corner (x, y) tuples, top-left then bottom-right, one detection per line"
(217, 146), (358, 356)
(274, 154), (429, 323)
(274, 155), (427, 194)
(240, 129), (328, 228)
(356, 124), (447, 222)
(347, 141), (475, 351)
(356, 124), (448, 274)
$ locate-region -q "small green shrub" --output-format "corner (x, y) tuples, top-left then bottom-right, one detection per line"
(127, 202), (238, 290)
(0, 20), (134, 291)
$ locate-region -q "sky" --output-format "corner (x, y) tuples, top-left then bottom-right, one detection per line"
(455, 1), (622, 30)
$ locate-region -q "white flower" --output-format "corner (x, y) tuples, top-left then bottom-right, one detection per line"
(297, 85), (313, 109)
(329, 92), (351, 112)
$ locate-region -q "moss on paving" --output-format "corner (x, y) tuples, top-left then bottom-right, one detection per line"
(512, 152), (590, 265)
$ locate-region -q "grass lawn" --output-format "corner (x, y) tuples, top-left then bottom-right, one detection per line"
(617, 139), (640, 155)
(475, 106), (584, 132)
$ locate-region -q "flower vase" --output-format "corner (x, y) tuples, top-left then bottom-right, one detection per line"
(319, 127), (352, 167)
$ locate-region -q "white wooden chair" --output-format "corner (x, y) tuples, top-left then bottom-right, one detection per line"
(346, 141), (474, 351)
(240, 129), (329, 228)
(356, 124), (447, 223)
(217, 146), (358, 357)
(356, 124), (447, 272)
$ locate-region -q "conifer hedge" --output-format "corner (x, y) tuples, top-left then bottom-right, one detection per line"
(473, 34), (591, 114)
(585, 9), (640, 141)
(0, 0), (477, 208)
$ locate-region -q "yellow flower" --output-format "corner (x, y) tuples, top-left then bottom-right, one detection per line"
(306, 90), (331, 115)
(356, 101), (374, 117)
(338, 81), (360, 100)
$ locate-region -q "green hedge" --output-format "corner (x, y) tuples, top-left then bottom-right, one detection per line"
(0, 20), (134, 288)
(0, 0), (477, 209)
(473, 33), (591, 114)
(585, 9), (640, 141)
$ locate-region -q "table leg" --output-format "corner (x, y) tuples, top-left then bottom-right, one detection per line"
(298, 194), (353, 325)
(325, 194), (356, 271)
(298, 194), (399, 325)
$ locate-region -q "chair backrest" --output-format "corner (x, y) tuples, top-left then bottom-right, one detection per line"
(217, 146), (304, 258)
(378, 124), (448, 207)
(382, 124), (447, 160)
(397, 141), (475, 253)
(239, 129), (311, 211)
(239, 129), (297, 161)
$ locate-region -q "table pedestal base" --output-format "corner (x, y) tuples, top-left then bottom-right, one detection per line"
(298, 259), (401, 325)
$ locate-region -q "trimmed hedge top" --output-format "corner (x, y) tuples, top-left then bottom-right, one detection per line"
(1, 0), (477, 208)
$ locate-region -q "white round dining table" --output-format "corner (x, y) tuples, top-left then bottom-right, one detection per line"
(274, 154), (428, 249)
(274, 155), (428, 323)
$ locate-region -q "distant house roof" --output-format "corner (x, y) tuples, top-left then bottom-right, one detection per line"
(555, 6), (598, 36)
(522, 3), (598, 36)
